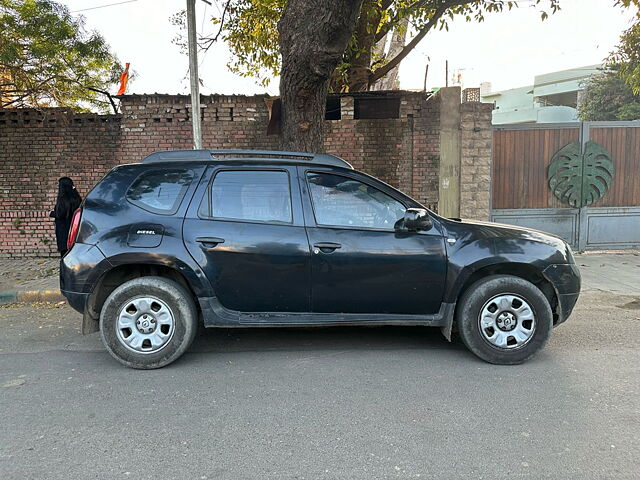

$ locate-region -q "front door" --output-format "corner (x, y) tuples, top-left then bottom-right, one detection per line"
(184, 166), (310, 312)
(300, 169), (447, 315)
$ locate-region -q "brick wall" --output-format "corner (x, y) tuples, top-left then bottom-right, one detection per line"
(0, 109), (121, 257)
(0, 91), (488, 257)
(119, 92), (440, 208)
(324, 94), (440, 209)
(117, 94), (279, 163)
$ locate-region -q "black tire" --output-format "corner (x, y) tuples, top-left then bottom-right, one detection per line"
(456, 275), (553, 365)
(100, 276), (198, 369)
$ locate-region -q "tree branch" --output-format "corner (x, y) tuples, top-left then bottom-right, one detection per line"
(199, 0), (232, 51)
(374, 0), (429, 43)
(86, 87), (119, 114)
(0, 74), (57, 108)
(369, 0), (467, 84)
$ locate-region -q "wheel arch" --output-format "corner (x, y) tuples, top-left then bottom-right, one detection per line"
(85, 263), (203, 325)
(454, 262), (560, 326)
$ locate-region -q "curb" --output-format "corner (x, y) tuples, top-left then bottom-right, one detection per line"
(0, 289), (65, 304)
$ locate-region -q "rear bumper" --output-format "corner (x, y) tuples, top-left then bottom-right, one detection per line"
(62, 290), (90, 314)
(60, 243), (111, 315)
(543, 263), (581, 325)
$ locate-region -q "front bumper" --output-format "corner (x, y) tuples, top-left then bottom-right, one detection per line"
(543, 263), (581, 325)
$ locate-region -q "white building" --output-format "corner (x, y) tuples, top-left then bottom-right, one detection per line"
(481, 65), (602, 125)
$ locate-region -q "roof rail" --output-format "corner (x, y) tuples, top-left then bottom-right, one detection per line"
(142, 149), (353, 169)
(142, 150), (212, 163)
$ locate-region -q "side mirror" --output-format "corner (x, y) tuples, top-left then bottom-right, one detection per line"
(403, 208), (432, 232)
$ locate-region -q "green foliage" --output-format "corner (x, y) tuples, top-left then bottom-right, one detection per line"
(580, 0), (640, 119)
(610, 0), (640, 93)
(0, 0), (121, 111)
(608, 21), (640, 95)
(177, 0), (559, 90)
(224, 0), (283, 87)
(614, 0), (640, 10)
(579, 69), (640, 121)
(171, 0), (284, 86)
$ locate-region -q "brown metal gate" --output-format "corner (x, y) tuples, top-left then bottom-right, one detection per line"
(490, 122), (640, 251)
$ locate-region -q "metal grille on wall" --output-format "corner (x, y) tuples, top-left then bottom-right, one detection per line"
(490, 122), (640, 251)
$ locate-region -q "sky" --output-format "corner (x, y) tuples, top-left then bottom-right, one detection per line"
(59, 0), (637, 96)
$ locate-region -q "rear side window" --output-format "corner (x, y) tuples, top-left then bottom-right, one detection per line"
(126, 169), (194, 215)
(204, 170), (292, 224)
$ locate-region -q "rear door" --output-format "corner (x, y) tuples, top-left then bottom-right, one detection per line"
(299, 168), (447, 315)
(184, 166), (311, 312)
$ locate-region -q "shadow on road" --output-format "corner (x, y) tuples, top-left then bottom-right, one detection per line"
(189, 324), (465, 355)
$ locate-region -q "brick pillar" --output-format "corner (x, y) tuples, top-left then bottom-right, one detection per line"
(459, 102), (493, 220)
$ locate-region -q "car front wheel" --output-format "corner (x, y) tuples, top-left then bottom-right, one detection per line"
(100, 276), (198, 369)
(456, 275), (553, 364)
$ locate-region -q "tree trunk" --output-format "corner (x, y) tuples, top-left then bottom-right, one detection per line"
(278, 0), (363, 152)
(345, 0), (382, 92)
(371, 17), (408, 91)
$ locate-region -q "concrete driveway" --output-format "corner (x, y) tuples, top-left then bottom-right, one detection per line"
(576, 252), (640, 296)
(0, 255), (639, 479)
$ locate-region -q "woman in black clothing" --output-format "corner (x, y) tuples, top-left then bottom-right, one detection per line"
(50, 177), (82, 257)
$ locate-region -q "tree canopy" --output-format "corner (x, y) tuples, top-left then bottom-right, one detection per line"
(0, 0), (122, 111)
(186, 0), (560, 92)
(578, 1), (640, 121)
(579, 68), (640, 121)
(609, 0), (640, 94)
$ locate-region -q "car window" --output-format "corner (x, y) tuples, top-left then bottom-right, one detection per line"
(209, 170), (292, 223)
(126, 169), (194, 215)
(307, 172), (406, 229)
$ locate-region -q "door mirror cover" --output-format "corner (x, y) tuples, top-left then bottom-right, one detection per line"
(403, 208), (432, 232)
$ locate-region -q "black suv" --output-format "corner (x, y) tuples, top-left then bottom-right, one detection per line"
(61, 149), (580, 369)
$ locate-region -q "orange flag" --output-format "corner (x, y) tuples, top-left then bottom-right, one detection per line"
(117, 63), (130, 96)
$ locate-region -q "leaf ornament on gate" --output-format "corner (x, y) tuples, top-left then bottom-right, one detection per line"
(581, 141), (615, 206)
(548, 141), (614, 208)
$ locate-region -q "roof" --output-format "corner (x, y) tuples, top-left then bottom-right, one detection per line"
(141, 149), (353, 169)
(533, 64), (602, 87)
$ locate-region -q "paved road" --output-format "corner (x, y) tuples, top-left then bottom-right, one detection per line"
(1, 289), (639, 479)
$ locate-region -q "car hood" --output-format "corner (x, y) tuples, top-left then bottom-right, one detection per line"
(440, 217), (569, 252)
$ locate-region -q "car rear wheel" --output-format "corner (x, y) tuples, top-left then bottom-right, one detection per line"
(456, 275), (553, 364)
(100, 276), (198, 369)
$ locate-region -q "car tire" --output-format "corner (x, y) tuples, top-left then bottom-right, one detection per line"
(100, 276), (198, 369)
(456, 275), (553, 365)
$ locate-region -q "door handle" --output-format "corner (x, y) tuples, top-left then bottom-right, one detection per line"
(313, 242), (342, 253)
(196, 236), (225, 248)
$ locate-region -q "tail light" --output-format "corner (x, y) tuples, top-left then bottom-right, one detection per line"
(67, 208), (82, 250)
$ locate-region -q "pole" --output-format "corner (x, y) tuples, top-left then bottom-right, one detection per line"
(187, 0), (202, 149)
(445, 60), (449, 88)
(423, 64), (429, 92)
